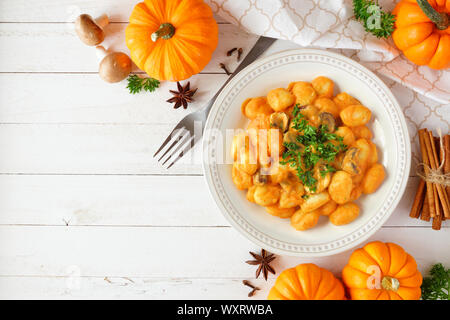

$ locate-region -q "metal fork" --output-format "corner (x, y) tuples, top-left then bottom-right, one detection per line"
(154, 36), (276, 169)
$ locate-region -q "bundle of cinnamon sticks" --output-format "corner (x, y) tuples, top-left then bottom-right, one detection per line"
(409, 129), (450, 230)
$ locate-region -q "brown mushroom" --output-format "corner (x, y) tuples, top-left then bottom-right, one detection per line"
(319, 112), (336, 132)
(96, 46), (132, 83)
(304, 164), (332, 194)
(75, 14), (109, 46)
(269, 112), (290, 132)
(253, 171), (268, 186)
(342, 147), (361, 175)
(283, 130), (305, 149)
(283, 130), (297, 144)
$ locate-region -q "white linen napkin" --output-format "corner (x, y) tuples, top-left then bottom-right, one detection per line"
(206, 0), (449, 104)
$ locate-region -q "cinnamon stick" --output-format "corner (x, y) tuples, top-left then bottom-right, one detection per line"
(421, 194), (431, 222)
(444, 135), (450, 200)
(418, 129), (436, 217)
(432, 213), (442, 230)
(426, 131), (450, 218)
(410, 179), (425, 219)
(441, 135), (449, 220)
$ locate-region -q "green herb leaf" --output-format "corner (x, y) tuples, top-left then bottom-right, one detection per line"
(281, 104), (347, 192)
(421, 263), (450, 300)
(353, 0), (395, 39)
(126, 75), (160, 94)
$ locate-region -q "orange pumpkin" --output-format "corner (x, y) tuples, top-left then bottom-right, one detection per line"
(392, 0), (450, 69)
(125, 0), (218, 81)
(268, 263), (346, 300)
(342, 241), (423, 300)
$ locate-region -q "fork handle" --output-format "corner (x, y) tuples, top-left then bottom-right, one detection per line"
(202, 36), (277, 118)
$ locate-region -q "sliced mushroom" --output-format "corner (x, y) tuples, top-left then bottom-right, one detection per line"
(279, 171), (301, 192)
(75, 14), (109, 46)
(269, 112), (289, 132)
(304, 164), (332, 194)
(333, 152), (345, 170)
(341, 147), (361, 175)
(319, 112), (336, 132)
(253, 171), (268, 185)
(283, 130), (299, 145)
(96, 46), (132, 83)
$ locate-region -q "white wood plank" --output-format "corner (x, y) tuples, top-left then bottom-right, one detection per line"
(0, 123), (203, 174)
(0, 23), (257, 73)
(0, 276), (269, 300)
(0, 73), (228, 124)
(0, 0), (229, 23)
(0, 226), (448, 278)
(0, 175), (443, 228)
(0, 175), (227, 226)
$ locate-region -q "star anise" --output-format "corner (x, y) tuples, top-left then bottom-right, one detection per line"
(246, 249), (276, 280)
(166, 81), (197, 109)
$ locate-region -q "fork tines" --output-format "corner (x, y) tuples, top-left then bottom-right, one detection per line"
(153, 128), (195, 169)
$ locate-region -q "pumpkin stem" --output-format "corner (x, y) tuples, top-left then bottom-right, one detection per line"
(417, 0), (449, 30)
(151, 23), (175, 42)
(381, 276), (400, 292)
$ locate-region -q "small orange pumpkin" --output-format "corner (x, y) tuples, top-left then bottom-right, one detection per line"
(268, 263), (346, 300)
(125, 0), (219, 81)
(342, 241), (423, 300)
(392, 0), (450, 69)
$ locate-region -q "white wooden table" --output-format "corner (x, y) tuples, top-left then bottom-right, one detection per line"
(0, 1), (448, 300)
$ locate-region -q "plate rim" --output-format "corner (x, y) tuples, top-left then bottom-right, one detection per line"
(202, 48), (411, 257)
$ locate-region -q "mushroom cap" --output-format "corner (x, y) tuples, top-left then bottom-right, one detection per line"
(98, 52), (132, 83)
(75, 14), (105, 46)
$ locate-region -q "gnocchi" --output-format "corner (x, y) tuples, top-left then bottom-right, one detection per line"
(333, 92), (360, 112)
(301, 192), (330, 213)
(314, 97), (340, 118)
(231, 76), (385, 231)
(340, 105), (372, 127)
(290, 81), (317, 106)
(329, 202), (360, 226)
(317, 200), (338, 216)
(335, 126), (356, 147)
(232, 164), (253, 190)
(291, 209), (320, 231)
(241, 97), (273, 119)
(266, 205), (296, 218)
(311, 76), (334, 98)
(253, 185), (281, 206)
(267, 88), (295, 111)
(352, 126), (373, 140)
(362, 163), (386, 194)
(328, 171), (353, 204)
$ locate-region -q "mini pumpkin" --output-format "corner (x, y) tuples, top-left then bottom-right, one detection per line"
(268, 263), (346, 300)
(392, 0), (450, 70)
(125, 0), (219, 81)
(342, 241), (423, 300)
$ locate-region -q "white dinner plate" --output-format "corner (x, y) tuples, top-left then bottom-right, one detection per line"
(202, 49), (410, 257)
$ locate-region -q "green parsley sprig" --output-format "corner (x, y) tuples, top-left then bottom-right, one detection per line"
(421, 263), (450, 300)
(126, 75), (160, 94)
(353, 0), (395, 38)
(281, 105), (346, 193)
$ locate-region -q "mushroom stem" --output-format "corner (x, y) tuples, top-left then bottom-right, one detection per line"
(95, 45), (108, 60)
(94, 14), (109, 29)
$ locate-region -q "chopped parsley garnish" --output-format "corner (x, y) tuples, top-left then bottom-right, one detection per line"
(281, 105), (347, 192)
